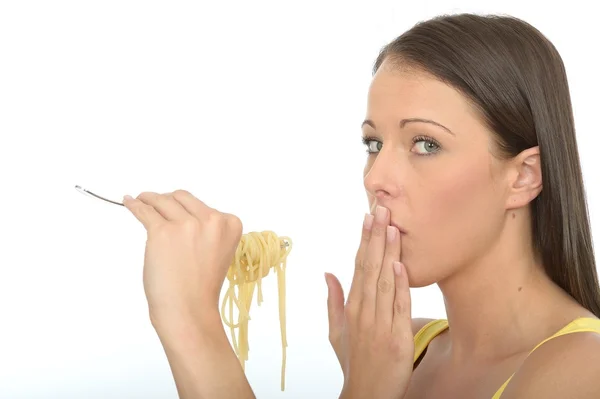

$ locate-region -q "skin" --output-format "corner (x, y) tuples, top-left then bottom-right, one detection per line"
(120, 59), (600, 398)
(123, 189), (416, 399)
(354, 60), (600, 398)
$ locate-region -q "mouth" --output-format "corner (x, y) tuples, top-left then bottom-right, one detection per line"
(370, 204), (407, 234)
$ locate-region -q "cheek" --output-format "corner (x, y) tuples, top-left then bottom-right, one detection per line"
(404, 160), (499, 283)
(424, 166), (492, 225)
(364, 159), (376, 209)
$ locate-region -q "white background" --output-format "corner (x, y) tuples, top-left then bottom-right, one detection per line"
(0, 1), (598, 398)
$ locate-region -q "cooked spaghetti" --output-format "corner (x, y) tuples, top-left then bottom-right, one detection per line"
(220, 231), (292, 391)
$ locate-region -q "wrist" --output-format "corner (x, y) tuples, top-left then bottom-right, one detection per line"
(152, 308), (255, 399)
(152, 307), (224, 341)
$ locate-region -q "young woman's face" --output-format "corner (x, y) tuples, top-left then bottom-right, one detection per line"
(362, 62), (509, 287)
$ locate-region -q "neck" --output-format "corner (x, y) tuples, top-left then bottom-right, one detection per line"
(436, 215), (578, 364)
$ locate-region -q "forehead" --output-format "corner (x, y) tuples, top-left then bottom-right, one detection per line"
(366, 64), (481, 131)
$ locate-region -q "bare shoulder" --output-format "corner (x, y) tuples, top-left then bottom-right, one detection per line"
(501, 329), (600, 398)
(411, 318), (436, 336)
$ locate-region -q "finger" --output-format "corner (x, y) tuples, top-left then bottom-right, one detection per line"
(325, 273), (345, 360)
(137, 192), (190, 221)
(346, 213), (374, 307)
(391, 261), (412, 335)
(376, 225), (401, 327)
(223, 212), (244, 240)
(122, 195), (166, 231)
(360, 206), (390, 323)
(171, 189), (214, 220)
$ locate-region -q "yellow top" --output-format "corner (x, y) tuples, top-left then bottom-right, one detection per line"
(412, 317), (600, 398)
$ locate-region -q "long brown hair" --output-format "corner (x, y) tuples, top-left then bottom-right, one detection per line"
(373, 13), (600, 317)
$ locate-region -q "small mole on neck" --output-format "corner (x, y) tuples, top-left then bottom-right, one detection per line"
(518, 286), (522, 292)
(512, 213), (516, 219)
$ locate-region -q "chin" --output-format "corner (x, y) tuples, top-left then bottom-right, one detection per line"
(402, 259), (442, 288)
(407, 277), (438, 289)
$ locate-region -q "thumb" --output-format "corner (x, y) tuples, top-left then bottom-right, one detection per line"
(325, 272), (345, 347)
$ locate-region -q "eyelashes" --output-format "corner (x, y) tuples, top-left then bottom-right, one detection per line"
(362, 135), (382, 154)
(361, 135), (442, 155)
(412, 135), (442, 155)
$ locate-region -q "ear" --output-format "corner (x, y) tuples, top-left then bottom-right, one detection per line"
(505, 146), (543, 210)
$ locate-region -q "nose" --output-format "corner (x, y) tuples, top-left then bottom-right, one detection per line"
(363, 149), (403, 202)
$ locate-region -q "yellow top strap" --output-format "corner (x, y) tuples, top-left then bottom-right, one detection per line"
(411, 317), (600, 399)
(413, 319), (449, 363)
(492, 317), (600, 398)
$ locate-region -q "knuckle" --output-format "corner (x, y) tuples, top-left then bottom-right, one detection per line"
(371, 225), (385, 237)
(172, 189), (190, 200)
(136, 192), (150, 201)
(377, 277), (392, 294)
(361, 228), (371, 242)
(354, 257), (363, 271)
(138, 202), (154, 217)
(180, 218), (201, 232)
(344, 301), (359, 319)
(173, 189), (190, 196)
(226, 214), (243, 233)
(205, 208), (221, 223)
(394, 299), (405, 315)
(363, 260), (378, 272)
(226, 215), (243, 242)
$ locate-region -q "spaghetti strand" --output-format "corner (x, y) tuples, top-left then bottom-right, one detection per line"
(220, 231), (292, 391)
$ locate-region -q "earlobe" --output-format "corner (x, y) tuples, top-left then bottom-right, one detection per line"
(506, 147), (542, 209)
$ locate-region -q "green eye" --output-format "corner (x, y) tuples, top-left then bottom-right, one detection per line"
(362, 136), (382, 154)
(413, 140), (439, 154)
(412, 136), (441, 155)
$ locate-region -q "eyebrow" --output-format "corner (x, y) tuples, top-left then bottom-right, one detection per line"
(361, 118), (456, 136)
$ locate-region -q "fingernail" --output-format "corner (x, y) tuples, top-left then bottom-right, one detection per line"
(393, 261), (403, 276)
(387, 225), (397, 242)
(123, 195), (133, 202)
(364, 213), (374, 230)
(375, 206), (387, 222)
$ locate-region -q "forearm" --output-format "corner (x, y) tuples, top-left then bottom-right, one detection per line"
(155, 312), (256, 399)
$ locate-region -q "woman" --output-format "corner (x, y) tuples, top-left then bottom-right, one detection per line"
(122, 13), (600, 398)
